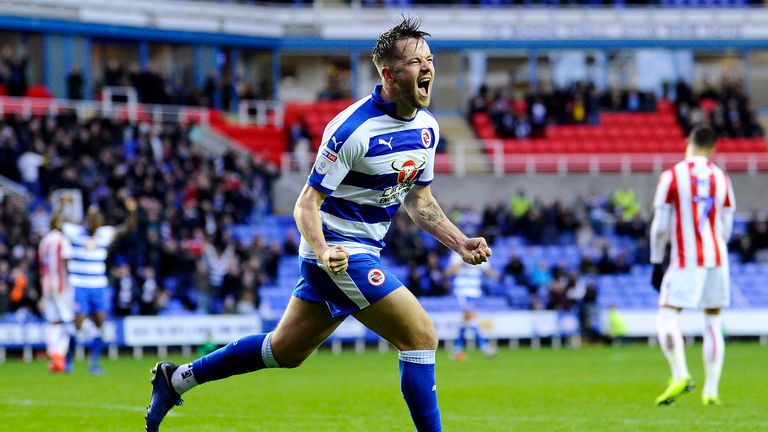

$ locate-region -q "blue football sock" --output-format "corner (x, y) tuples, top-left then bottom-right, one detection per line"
(471, 325), (488, 350)
(65, 334), (76, 367)
(454, 326), (466, 351)
(90, 336), (103, 367)
(191, 332), (280, 385)
(399, 350), (442, 432)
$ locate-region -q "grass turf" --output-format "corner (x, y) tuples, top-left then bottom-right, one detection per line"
(1, 342), (766, 431)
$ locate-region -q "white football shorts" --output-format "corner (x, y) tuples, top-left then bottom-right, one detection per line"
(43, 292), (75, 323)
(658, 265), (730, 309)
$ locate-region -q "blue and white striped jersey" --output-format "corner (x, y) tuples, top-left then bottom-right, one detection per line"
(449, 252), (490, 298)
(62, 222), (116, 290)
(301, 85), (439, 259)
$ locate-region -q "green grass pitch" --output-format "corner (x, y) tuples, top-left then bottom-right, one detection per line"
(1, 342), (766, 431)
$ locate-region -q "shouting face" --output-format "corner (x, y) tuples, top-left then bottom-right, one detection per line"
(387, 37), (434, 117)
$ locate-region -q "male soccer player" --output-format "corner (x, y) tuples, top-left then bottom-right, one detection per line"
(650, 126), (735, 406)
(445, 251), (499, 360)
(38, 209), (74, 373)
(146, 17), (491, 432)
(63, 197), (137, 374)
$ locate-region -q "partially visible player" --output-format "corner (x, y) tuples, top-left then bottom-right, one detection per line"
(445, 251), (499, 360)
(146, 17), (492, 432)
(38, 208), (73, 373)
(62, 197), (137, 374)
(650, 125), (735, 406)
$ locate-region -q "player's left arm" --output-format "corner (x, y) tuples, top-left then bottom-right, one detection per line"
(113, 197), (139, 242)
(721, 174), (736, 241)
(404, 184), (491, 265)
(649, 170), (673, 265)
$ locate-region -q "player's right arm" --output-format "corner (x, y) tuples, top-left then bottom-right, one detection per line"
(293, 185), (348, 275)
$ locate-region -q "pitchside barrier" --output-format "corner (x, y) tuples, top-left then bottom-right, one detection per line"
(1, 310), (767, 362)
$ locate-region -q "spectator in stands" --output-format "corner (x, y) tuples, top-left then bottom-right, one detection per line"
(103, 59), (125, 88)
(0, 260), (8, 317)
(202, 233), (235, 314)
(17, 140), (45, 195)
(2, 46), (28, 97)
(139, 266), (163, 315)
(503, 254), (535, 295)
(423, 252), (449, 296)
(468, 84), (491, 117)
(113, 262), (136, 317)
(67, 66), (84, 100)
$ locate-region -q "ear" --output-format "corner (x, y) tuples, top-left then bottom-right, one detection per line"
(380, 64), (396, 85)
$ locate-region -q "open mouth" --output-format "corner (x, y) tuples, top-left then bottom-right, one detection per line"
(417, 77), (431, 97)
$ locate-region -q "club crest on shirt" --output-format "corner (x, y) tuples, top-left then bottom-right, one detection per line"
(367, 268), (386, 286)
(391, 157), (426, 184)
(421, 128), (432, 148)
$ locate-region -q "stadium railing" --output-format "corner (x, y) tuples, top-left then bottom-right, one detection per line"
(0, 95), (213, 126)
(279, 140), (768, 177)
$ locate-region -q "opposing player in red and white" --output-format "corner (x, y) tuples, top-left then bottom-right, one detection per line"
(38, 209), (74, 373)
(650, 125), (735, 406)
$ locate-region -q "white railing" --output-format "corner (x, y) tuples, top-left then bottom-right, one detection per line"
(280, 140), (768, 177)
(0, 95), (212, 125)
(238, 99), (284, 128)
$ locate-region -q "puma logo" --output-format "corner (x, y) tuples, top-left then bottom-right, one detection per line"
(378, 137), (393, 150)
(330, 136), (343, 150)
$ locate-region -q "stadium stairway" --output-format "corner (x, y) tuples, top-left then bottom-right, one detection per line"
(438, 115), (488, 173)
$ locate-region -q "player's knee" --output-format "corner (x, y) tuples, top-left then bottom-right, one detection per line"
(401, 322), (438, 351)
(275, 350), (311, 369)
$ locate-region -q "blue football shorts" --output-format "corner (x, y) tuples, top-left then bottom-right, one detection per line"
(75, 287), (108, 315)
(293, 253), (404, 318)
(456, 295), (480, 312)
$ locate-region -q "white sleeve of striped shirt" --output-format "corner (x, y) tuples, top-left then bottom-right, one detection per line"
(313, 131), (368, 193)
(650, 170), (673, 264)
(60, 236), (73, 259)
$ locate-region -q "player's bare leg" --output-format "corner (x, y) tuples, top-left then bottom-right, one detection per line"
(354, 287), (442, 432)
(146, 296), (342, 432)
(270, 297), (345, 367)
(655, 305), (693, 406)
(702, 308), (724, 405)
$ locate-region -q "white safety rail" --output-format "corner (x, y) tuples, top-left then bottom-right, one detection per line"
(0, 95), (212, 126)
(238, 99), (285, 128)
(280, 141), (768, 177)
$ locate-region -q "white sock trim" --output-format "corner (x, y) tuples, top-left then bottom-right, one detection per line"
(261, 332), (281, 368)
(399, 350), (436, 365)
(171, 362), (198, 395)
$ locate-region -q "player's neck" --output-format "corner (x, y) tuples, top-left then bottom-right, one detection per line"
(379, 84), (417, 119)
(685, 146), (713, 160)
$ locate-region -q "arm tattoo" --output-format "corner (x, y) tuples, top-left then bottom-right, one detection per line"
(418, 200), (447, 229)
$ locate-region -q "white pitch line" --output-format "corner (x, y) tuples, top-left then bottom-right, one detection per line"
(0, 399), (181, 416)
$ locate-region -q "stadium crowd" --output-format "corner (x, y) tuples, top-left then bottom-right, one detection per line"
(471, 80), (764, 140)
(0, 113), (766, 322)
(0, 113), (279, 317)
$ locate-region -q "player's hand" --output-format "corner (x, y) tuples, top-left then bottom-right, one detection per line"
(124, 197), (138, 212)
(651, 263), (665, 292)
(321, 245), (349, 275)
(459, 237), (492, 265)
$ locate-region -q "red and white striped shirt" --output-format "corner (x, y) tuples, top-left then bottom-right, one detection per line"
(38, 229), (73, 296)
(651, 156), (735, 269)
